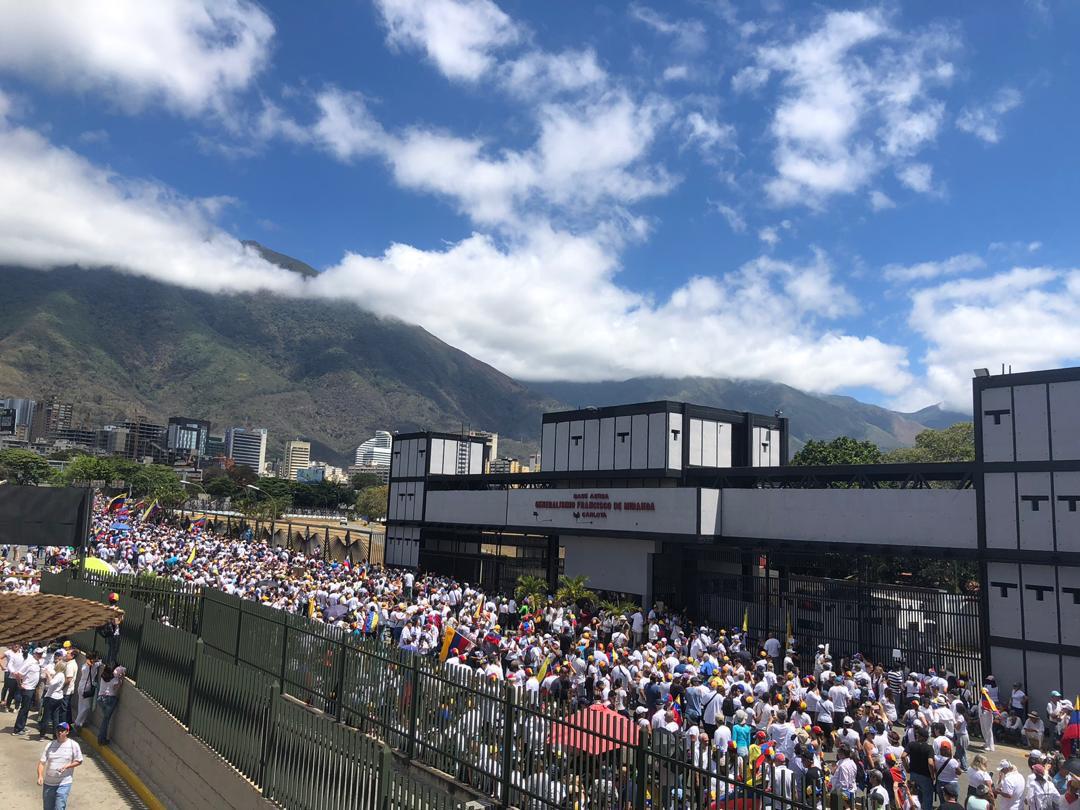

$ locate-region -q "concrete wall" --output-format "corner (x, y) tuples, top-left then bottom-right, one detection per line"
(721, 488), (978, 549)
(562, 535), (657, 604)
(80, 683), (274, 810)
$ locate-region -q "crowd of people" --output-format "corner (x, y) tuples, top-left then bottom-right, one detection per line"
(3, 498), (1080, 809)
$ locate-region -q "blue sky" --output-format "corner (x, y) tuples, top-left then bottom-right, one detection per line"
(0, 0), (1078, 412)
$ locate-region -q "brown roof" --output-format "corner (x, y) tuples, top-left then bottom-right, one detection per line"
(0, 593), (123, 646)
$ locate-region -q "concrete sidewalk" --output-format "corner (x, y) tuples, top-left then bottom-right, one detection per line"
(0, 708), (148, 809)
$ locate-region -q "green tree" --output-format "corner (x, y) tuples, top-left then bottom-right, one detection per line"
(791, 436), (883, 466)
(354, 485), (388, 520)
(555, 574), (596, 607)
(203, 474), (239, 501)
(515, 574), (549, 605)
(0, 449), (55, 485)
(59, 454), (119, 485)
(350, 472), (381, 491)
(884, 423), (974, 463)
(226, 464), (258, 487)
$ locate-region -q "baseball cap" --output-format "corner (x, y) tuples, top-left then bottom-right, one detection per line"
(943, 783), (959, 797)
(998, 760), (1014, 770)
(108, 592), (120, 602)
(842, 716), (853, 725)
(56, 722), (71, 732)
(1051, 691), (1063, 698)
(1033, 764), (1046, 777)
(62, 641), (72, 649)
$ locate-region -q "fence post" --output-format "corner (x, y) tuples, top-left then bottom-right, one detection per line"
(132, 603), (152, 681)
(196, 589), (207, 638)
(185, 639), (203, 728)
(633, 733), (648, 810)
(257, 681), (276, 790)
(333, 640), (346, 722)
(234, 602), (244, 665)
(405, 656), (419, 759)
(499, 683), (515, 808)
(278, 617), (289, 694)
(378, 743), (395, 810)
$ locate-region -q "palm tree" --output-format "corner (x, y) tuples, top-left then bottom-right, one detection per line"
(556, 575), (596, 607)
(515, 575), (548, 606)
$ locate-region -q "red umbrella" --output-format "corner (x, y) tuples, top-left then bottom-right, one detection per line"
(548, 703), (639, 754)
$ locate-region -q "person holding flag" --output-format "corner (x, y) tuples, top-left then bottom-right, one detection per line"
(980, 681), (1000, 751)
(1060, 697), (1080, 759)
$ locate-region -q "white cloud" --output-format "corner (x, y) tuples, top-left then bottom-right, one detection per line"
(904, 266), (1080, 409)
(758, 220), (792, 248)
(315, 235), (906, 390)
(0, 0), (273, 116)
(662, 65), (690, 82)
(956, 87), (1022, 144)
(374, 0), (519, 82)
(897, 162), (934, 193)
(869, 189), (895, 210)
(310, 88), (675, 229)
(709, 201), (746, 233)
(683, 112), (735, 156)
(883, 252), (985, 283)
(754, 10), (957, 205)
(731, 65), (770, 93)
(0, 120), (298, 295)
(629, 5), (708, 53)
(502, 49), (607, 97)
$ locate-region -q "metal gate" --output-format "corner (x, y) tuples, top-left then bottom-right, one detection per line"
(698, 573), (982, 680)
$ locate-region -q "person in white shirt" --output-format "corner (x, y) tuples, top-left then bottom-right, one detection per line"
(74, 652), (101, 732)
(3, 642), (25, 711)
(993, 760), (1027, 810)
(13, 647), (44, 734)
(38, 722), (82, 810)
(41, 652), (66, 738)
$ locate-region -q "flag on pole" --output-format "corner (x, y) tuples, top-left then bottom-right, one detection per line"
(141, 499), (159, 521)
(105, 493), (128, 513)
(439, 626), (474, 663)
(742, 607), (749, 633)
(185, 544), (197, 565)
(536, 653), (555, 683)
(980, 688), (999, 714)
(473, 598), (484, 621)
(363, 608), (380, 634)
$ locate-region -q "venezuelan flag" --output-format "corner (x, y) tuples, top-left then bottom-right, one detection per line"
(106, 493), (128, 513)
(980, 688), (998, 714)
(439, 627), (474, 663)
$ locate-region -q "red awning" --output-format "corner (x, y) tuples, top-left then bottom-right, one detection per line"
(548, 703), (639, 754)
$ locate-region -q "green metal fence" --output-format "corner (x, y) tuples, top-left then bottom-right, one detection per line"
(44, 569), (844, 810)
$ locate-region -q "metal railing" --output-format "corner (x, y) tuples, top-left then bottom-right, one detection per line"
(41, 570), (890, 810)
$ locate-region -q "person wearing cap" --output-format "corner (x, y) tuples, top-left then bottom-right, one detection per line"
(38, 721), (82, 810)
(905, 726), (937, 810)
(1025, 762), (1061, 810)
(994, 759), (1026, 810)
(60, 643), (78, 726)
(12, 646), (44, 735)
(935, 739), (961, 805)
(939, 780), (964, 810)
(1047, 691), (1072, 749)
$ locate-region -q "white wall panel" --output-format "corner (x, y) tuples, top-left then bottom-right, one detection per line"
(990, 647), (1024, 699)
(702, 420), (718, 467)
(414, 482), (425, 520)
(631, 413), (649, 469)
(668, 413), (683, 470)
(1014, 384), (1050, 462)
(980, 387), (1014, 462)
(562, 535), (656, 604)
(1063, 657), (1080, 698)
(752, 427), (772, 467)
(429, 438), (444, 475)
(1058, 566), (1080, 647)
(1025, 652), (1061, 707)
(984, 473), (1017, 550)
(388, 482), (400, 520)
(688, 418), (703, 466)
(614, 415), (632, 469)
(469, 442), (483, 475)
(1021, 563), (1059, 644)
(599, 417), (615, 470)
(583, 419), (600, 471)
(1050, 380), (1080, 460)
(767, 429), (782, 466)
(541, 423), (556, 473)
(699, 488), (720, 535)
(986, 562), (1024, 639)
(406, 482), (418, 520)
(648, 412), (667, 469)
(568, 419), (585, 471)
(554, 421), (570, 472)
(443, 440), (459, 474)
(717, 423), (732, 467)
(721, 488), (977, 547)
(1055, 471), (1080, 553)
(424, 490), (509, 525)
(1017, 472), (1054, 551)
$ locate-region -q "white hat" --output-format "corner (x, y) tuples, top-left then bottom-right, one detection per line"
(998, 760), (1014, 770)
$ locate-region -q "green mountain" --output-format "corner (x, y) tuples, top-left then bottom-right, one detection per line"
(0, 254), (967, 464)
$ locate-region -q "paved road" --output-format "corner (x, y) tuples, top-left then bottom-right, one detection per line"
(0, 708), (148, 809)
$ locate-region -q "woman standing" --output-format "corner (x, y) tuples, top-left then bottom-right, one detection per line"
(95, 663), (126, 745)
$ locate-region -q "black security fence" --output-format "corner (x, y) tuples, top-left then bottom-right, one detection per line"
(43, 569), (881, 810)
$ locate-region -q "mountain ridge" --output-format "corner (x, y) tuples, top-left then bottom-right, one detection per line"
(0, 253), (967, 464)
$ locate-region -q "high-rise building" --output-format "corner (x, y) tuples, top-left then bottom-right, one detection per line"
(120, 418), (168, 462)
(30, 396), (74, 441)
(97, 425), (130, 455)
(205, 435), (226, 460)
(51, 427), (96, 448)
(354, 431), (392, 467)
(283, 439), (311, 481)
(225, 427), (267, 473)
(527, 452), (541, 472)
(0, 398), (36, 436)
(167, 417), (211, 460)
(489, 456), (521, 474)
(458, 430), (497, 474)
